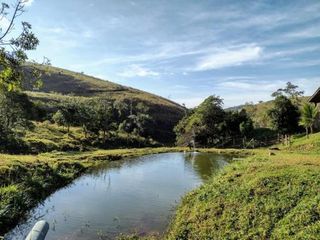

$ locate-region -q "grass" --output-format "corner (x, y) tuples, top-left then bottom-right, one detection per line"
(23, 121), (161, 153)
(2, 132), (320, 238)
(284, 132), (320, 154)
(167, 151), (320, 239)
(26, 64), (183, 108)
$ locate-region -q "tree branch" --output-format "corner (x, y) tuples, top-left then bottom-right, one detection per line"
(0, 0), (24, 41)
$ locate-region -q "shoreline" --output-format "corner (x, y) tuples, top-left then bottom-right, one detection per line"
(0, 147), (249, 236)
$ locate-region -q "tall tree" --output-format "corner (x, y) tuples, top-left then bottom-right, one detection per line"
(271, 82), (304, 105)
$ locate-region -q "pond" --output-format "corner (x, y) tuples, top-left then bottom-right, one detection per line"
(5, 152), (232, 240)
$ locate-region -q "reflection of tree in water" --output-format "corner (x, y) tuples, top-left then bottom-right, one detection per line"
(184, 153), (230, 181)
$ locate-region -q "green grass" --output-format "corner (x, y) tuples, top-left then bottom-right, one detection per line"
(23, 121), (161, 153)
(166, 150), (320, 240)
(284, 132), (320, 154)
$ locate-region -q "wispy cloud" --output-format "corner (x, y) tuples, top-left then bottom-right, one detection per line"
(118, 64), (160, 78)
(26, 0), (320, 108)
(23, 0), (34, 7)
(194, 45), (263, 71)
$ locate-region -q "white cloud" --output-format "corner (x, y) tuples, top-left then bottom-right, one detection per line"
(22, 0), (34, 7)
(195, 45), (263, 71)
(217, 80), (281, 91)
(118, 64), (160, 78)
(214, 78), (320, 108)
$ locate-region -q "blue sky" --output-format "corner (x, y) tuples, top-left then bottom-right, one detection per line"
(7, 0), (320, 107)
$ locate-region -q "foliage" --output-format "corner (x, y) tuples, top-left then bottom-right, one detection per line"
(28, 90), (183, 145)
(51, 97), (154, 143)
(268, 95), (300, 135)
(0, 0), (44, 152)
(299, 103), (319, 135)
(175, 96), (254, 147)
(0, 90), (34, 152)
(271, 81), (304, 105)
(23, 121), (160, 153)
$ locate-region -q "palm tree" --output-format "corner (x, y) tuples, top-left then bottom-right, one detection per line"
(299, 103), (319, 136)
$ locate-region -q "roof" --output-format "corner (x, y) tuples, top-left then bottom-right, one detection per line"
(309, 87), (320, 103)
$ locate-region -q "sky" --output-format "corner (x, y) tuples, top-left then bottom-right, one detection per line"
(4, 0), (320, 107)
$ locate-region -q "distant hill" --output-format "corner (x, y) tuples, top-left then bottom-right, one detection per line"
(227, 97), (309, 128)
(23, 64), (185, 144)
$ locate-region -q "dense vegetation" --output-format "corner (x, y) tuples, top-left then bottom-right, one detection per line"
(175, 82), (316, 149)
(174, 96), (255, 148)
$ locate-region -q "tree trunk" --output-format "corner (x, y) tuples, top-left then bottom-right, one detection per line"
(103, 130), (107, 142)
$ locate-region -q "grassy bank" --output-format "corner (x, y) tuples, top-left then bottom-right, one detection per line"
(167, 151), (320, 239)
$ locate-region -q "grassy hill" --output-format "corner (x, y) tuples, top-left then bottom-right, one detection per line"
(228, 97), (310, 128)
(23, 64), (185, 144)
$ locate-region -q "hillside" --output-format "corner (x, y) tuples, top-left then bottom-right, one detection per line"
(228, 97), (309, 128)
(23, 65), (185, 144)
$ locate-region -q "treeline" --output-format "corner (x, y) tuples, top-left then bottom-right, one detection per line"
(175, 82), (318, 148)
(50, 97), (154, 142)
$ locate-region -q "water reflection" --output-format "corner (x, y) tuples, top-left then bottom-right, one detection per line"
(5, 152), (232, 240)
(184, 152), (230, 180)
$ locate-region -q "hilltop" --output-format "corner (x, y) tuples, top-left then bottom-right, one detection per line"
(23, 64), (185, 144)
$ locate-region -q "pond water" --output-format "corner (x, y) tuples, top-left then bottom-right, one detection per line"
(5, 152), (232, 240)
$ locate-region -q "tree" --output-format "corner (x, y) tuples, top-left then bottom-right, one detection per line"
(271, 82), (304, 105)
(299, 103), (319, 136)
(57, 100), (78, 133)
(94, 98), (115, 141)
(52, 110), (66, 128)
(0, 0), (40, 91)
(0, 1), (40, 152)
(119, 102), (153, 137)
(0, 89), (32, 152)
(268, 96), (300, 135)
